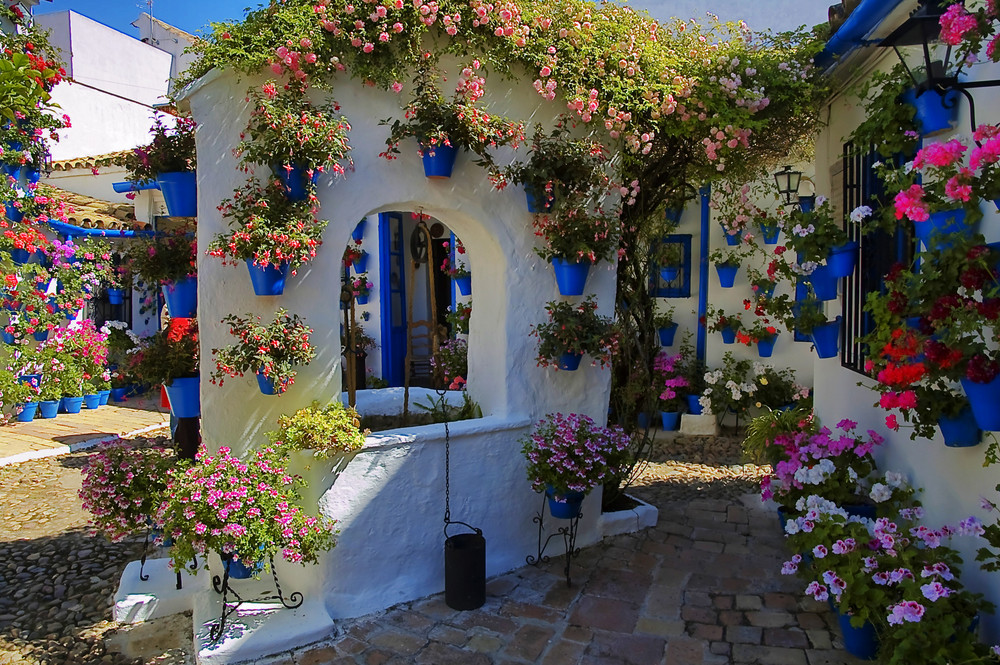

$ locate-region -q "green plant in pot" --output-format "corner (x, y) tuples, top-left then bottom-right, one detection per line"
(129, 318), (199, 389)
(530, 296), (617, 369)
(211, 308), (316, 394)
(846, 63), (920, 159)
(123, 231), (197, 286)
(114, 115), (197, 185)
(783, 196), (849, 266)
(531, 202), (621, 266)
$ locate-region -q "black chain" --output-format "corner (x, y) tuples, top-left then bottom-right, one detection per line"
(439, 385), (451, 525)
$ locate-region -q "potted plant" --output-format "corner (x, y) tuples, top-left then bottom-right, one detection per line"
(115, 116), (197, 216)
(349, 275), (373, 306)
(499, 118), (610, 212)
(341, 325), (376, 390)
(530, 296), (617, 371)
(235, 81), (353, 200)
(440, 238), (471, 295)
(532, 206), (621, 295)
(847, 63), (921, 159)
(124, 231), (197, 317)
(652, 305), (677, 346)
(159, 445), (337, 577)
(380, 64), (524, 178)
(209, 179), (329, 295)
(699, 352), (757, 420)
(704, 305), (742, 345)
(652, 351), (689, 430)
(783, 196), (854, 280)
(741, 318), (780, 357)
(79, 437), (181, 542)
(211, 308), (316, 395)
(652, 242), (684, 283)
(520, 412), (631, 518)
(708, 248), (742, 288)
(342, 242), (365, 272)
(446, 301), (472, 336)
(130, 318), (199, 418)
(750, 363), (809, 411)
(430, 337), (468, 389)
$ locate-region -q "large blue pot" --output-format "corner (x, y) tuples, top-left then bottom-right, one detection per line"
(757, 335), (777, 357)
(827, 241), (859, 279)
(16, 402), (37, 423)
(901, 87), (960, 137)
(961, 375), (1000, 431)
(658, 323), (678, 347)
(759, 223), (779, 244)
(246, 260), (290, 296)
(660, 411), (681, 431)
(524, 185), (554, 213)
(156, 171), (197, 217)
(83, 393), (101, 410)
(453, 275), (471, 296)
(61, 396), (84, 414)
(271, 163), (318, 201)
(836, 609), (878, 660)
(914, 208), (969, 251)
(353, 250), (370, 274)
(421, 144), (457, 178)
(808, 265), (839, 301)
(938, 407), (981, 447)
(810, 317), (842, 359)
(720, 326), (736, 344)
(351, 219), (366, 243)
(716, 263), (739, 288)
(161, 277), (197, 318)
(552, 258), (591, 296)
(37, 400), (59, 419)
(107, 288), (125, 305)
(685, 394), (704, 415)
(8, 248), (30, 265)
(222, 552), (264, 579)
(164, 376), (200, 418)
(256, 368), (279, 396)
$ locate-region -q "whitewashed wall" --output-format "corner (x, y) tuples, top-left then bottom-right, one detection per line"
(182, 63), (619, 617)
(814, 46), (1000, 642)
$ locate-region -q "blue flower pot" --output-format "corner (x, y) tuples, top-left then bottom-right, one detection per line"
(722, 228), (741, 246)
(161, 277), (197, 318)
(156, 171), (197, 217)
(107, 288), (124, 305)
(759, 223), (779, 244)
(939, 407), (981, 447)
(353, 250), (370, 274)
(552, 257), (591, 296)
(808, 265), (839, 301)
(638, 411), (651, 429)
(16, 402), (37, 422)
(37, 400), (59, 419)
(685, 394), (704, 415)
(836, 609), (879, 660)
(2, 331), (14, 344)
(246, 260), (290, 296)
(98, 389), (111, 405)
(23, 166), (39, 185)
(222, 552), (264, 579)
(720, 326), (736, 344)
(658, 323), (678, 347)
(665, 208), (683, 224)
(110, 387), (128, 402)
(271, 163), (318, 202)
(83, 393), (100, 409)
(660, 411), (681, 431)
(164, 377), (200, 418)
(33, 329), (48, 342)
(351, 219), (366, 243)
(798, 195), (816, 213)
(17, 374), (40, 388)
(810, 317), (842, 359)
(914, 208), (969, 250)
(961, 375), (1000, 432)
(557, 352), (583, 371)
(659, 266), (680, 282)
(525, 185), (554, 213)
(716, 263), (739, 288)
(62, 396), (84, 414)
(8, 248), (30, 265)
(5, 202), (24, 223)
(756, 284), (776, 300)
(355, 294), (370, 306)
(827, 241), (859, 279)
(421, 144), (457, 178)
(757, 335), (777, 357)
(256, 368), (279, 395)
(545, 485), (585, 519)
(902, 86), (960, 137)
(453, 274), (471, 296)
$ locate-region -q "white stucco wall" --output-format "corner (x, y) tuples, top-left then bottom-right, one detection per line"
(814, 45), (1000, 641)
(182, 63), (619, 618)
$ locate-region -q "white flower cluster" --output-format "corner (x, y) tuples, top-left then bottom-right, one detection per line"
(790, 260), (818, 276)
(793, 458), (835, 486)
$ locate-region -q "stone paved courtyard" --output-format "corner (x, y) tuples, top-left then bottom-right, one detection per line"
(0, 422), (866, 664)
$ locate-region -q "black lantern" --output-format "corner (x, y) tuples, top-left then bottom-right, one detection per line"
(880, 0), (1000, 132)
(773, 165), (803, 207)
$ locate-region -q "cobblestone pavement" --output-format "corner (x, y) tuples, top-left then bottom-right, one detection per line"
(0, 427), (865, 665)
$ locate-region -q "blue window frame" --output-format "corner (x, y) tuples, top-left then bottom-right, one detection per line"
(652, 233), (692, 298)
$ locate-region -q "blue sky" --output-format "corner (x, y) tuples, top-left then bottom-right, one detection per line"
(34, 0), (830, 37)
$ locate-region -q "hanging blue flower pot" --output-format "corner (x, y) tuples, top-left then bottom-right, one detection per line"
(827, 241), (859, 279)
(810, 317), (842, 359)
(836, 609), (879, 660)
(62, 396), (84, 414)
(164, 376), (200, 418)
(658, 323), (678, 347)
(545, 485), (585, 519)
(914, 208), (969, 250)
(23, 166), (39, 185)
(351, 219), (366, 243)
(5, 202), (24, 223)
(551, 257), (591, 296)
(757, 334), (778, 358)
(960, 375), (1000, 432)
(938, 407), (981, 447)
(798, 195), (816, 213)
(222, 552), (264, 579)
(524, 185), (554, 213)
(715, 263), (739, 288)
(659, 266), (680, 282)
(2, 330), (14, 344)
(685, 394), (704, 415)
(665, 208), (683, 224)
(107, 288), (124, 305)
(556, 352), (583, 371)
(16, 402), (37, 422)
(421, 144), (457, 178)
(808, 265), (839, 301)
(755, 283), (776, 300)
(660, 411), (681, 431)
(33, 329), (48, 342)
(37, 400), (59, 419)
(246, 260), (290, 296)
(161, 276), (197, 317)
(720, 326), (736, 344)
(722, 227), (741, 246)
(453, 275), (471, 296)
(901, 86), (960, 137)
(356, 294), (370, 306)
(155, 171), (197, 217)
(271, 163), (318, 202)
(759, 223), (780, 245)
(83, 393), (101, 409)
(8, 248), (30, 265)
(256, 368), (279, 396)
(353, 250), (370, 274)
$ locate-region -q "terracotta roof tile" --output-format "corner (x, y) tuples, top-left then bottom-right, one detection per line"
(49, 150), (131, 172)
(40, 184), (149, 231)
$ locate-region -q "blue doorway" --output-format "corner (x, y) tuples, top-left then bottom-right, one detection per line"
(378, 212), (408, 386)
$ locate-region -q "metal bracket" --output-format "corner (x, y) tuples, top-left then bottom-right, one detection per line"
(526, 492), (581, 587)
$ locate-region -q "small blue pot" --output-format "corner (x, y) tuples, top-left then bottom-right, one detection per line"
(256, 368), (279, 396)
(37, 400), (59, 419)
(660, 411), (681, 431)
(16, 402), (38, 422)
(351, 219), (366, 243)
(107, 288), (125, 305)
(98, 389), (111, 405)
(353, 250), (370, 274)
(757, 335), (777, 357)
(246, 260), (290, 296)
(914, 208), (969, 251)
(110, 387), (128, 402)
(901, 86), (960, 137)
(545, 485), (585, 519)
(421, 144), (457, 178)
(658, 323), (678, 347)
(960, 375), (1000, 432)
(810, 317), (842, 359)
(557, 352), (583, 371)
(164, 376), (200, 418)
(659, 266), (680, 283)
(720, 326), (736, 344)
(938, 407), (981, 447)
(759, 223), (779, 244)
(827, 241), (859, 279)
(685, 394), (704, 415)
(161, 277), (197, 318)
(808, 265), (839, 301)
(271, 163), (318, 202)
(715, 263), (739, 288)
(453, 275), (471, 296)
(525, 185), (554, 213)
(62, 396), (84, 414)
(83, 393), (101, 409)
(552, 257), (591, 296)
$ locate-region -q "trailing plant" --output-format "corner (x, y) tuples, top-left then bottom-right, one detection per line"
(520, 412), (631, 493)
(266, 400), (369, 458)
(652, 351), (688, 412)
(129, 318), (199, 387)
(124, 231), (197, 285)
(782, 195), (849, 267)
(430, 337), (468, 387)
(846, 63), (919, 159)
(531, 204), (621, 264)
(114, 115), (197, 184)
(211, 308), (316, 393)
(446, 301), (472, 335)
(531, 296), (617, 369)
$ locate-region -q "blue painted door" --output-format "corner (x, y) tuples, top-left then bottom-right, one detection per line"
(379, 212), (408, 386)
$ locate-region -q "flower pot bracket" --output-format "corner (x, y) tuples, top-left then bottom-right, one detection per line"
(208, 552), (304, 643)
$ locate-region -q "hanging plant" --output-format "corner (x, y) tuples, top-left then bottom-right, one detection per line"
(211, 308), (316, 394)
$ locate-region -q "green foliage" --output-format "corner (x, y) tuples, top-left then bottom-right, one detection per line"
(414, 391), (483, 422)
(267, 401), (369, 458)
(531, 296), (617, 368)
(113, 116), (197, 183)
(742, 404), (813, 465)
(123, 231), (197, 285)
(129, 319), (199, 387)
(499, 118), (611, 200)
(846, 64), (918, 159)
(211, 309), (316, 394)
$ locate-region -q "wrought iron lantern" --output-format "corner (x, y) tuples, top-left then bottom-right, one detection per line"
(773, 165), (803, 207)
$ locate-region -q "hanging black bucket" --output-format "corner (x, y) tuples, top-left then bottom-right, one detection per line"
(444, 524), (486, 611)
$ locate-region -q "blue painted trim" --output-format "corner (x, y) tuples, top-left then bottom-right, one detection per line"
(697, 185), (710, 366)
(449, 231), (457, 313)
(378, 213), (393, 384)
(46, 220), (153, 238)
(652, 234), (692, 298)
(112, 180), (159, 193)
(816, 0), (907, 71)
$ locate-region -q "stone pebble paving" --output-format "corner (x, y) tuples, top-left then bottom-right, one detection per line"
(0, 429), (865, 665)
